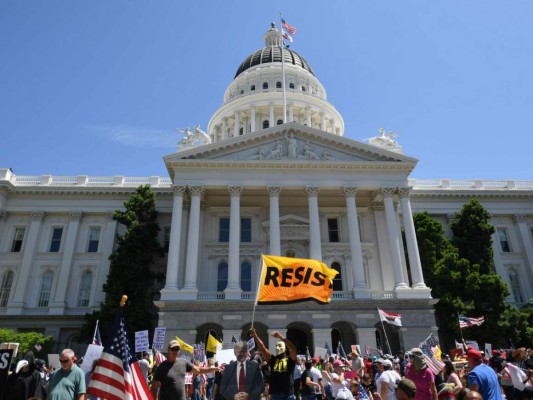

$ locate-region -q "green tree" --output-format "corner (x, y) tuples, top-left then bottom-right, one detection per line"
(0, 328), (54, 359)
(78, 185), (164, 344)
(450, 199), (495, 274)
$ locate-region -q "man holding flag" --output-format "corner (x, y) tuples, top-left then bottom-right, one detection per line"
(151, 340), (220, 400)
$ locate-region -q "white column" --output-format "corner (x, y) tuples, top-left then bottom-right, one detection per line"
(267, 186), (282, 256)
(222, 118), (227, 140)
(94, 212), (117, 306)
(161, 186), (186, 299)
(0, 210), (7, 248)
(306, 186), (322, 261)
(181, 185), (204, 299)
(269, 104), (275, 127)
(8, 211), (45, 314)
(250, 107), (256, 133)
(514, 215), (533, 280)
(381, 188), (408, 289)
(320, 113), (326, 131)
(343, 187), (369, 297)
(225, 185), (243, 299)
(288, 103), (294, 122)
(233, 112), (240, 137)
(306, 108), (312, 127)
(49, 211), (82, 314)
(398, 188), (428, 289)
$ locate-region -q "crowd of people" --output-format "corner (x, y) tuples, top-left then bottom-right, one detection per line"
(3, 337), (532, 400)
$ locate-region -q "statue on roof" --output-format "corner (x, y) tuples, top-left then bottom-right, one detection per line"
(176, 125), (212, 149)
(365, 128), (403, 154)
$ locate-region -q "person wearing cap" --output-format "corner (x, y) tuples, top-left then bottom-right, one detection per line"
(404, 348), (437, 400)
(466, 349), (502, 400)
(395, 378), (417, 400)
(48, 348), (86, 400)
(151, 339), (220, 400)
(250, 328), (297, 400)
(219, 341), (265, 400)
(375, 359), (401, 400)
(351, 351), (364, 380)
(321, 359), (354, 400)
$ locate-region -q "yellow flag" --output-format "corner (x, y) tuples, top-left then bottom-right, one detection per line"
(206, 333), (222, 353)
(175, 336), (194, 354)
(257, 255), (338, 304)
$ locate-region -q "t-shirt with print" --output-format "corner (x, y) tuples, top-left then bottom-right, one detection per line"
(269, 356), (296, 395)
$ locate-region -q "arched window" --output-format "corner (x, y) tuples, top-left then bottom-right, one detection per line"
(241, 262), (252, 291)
(78, 270), (93, 307)
(289, 83), (295, 89)
(38, 271), (54, 307)
(301, 86), (306, 92)
(239, 127), (244, 135)
(277, 119), (283, 125)
(262, 120), (269, 129)
(240, 89), (244, 95)
(263, 82), (268, 90)
(217, 262), (228, 292)
(0, 271), (14, 307)
(331, 262), (343, 291)
(251, 85), (255, 91)
(509, 269), (524, 303)
(276, 81), (282, 89)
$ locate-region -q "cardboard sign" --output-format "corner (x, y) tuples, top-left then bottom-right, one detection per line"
(0, 349), (14, 400)
(135, 330), (150, 353)
(153, 327), (166, 350)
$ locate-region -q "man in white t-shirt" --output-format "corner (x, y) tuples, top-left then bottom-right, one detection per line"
(375, 360), (401, 400)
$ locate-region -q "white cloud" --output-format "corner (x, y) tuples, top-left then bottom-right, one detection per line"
(88, 124), (178, 149)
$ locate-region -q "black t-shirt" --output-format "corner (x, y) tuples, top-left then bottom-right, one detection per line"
(301, 370), (317, 395)
(268, 356), (295, 395)
(153, 359), (194, 400)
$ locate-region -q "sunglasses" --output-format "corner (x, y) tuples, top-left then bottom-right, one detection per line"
(169, 347), (180, 351)
(59, 359), (70, 363)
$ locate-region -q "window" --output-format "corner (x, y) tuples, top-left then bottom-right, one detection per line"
(509, 269), (524, 303)
(301, 86), (306, 91)
(251, 85), (255, 91)
(277, 119), (283, 125)
(11, 227), (25, 252)
(240, 89), (244, 95)
(78, 270), (93, 307)
(328, 218), (340, 242)
(38, 271), (53, 307)
(219, 218), (230, 242)
(263, 82), (268, 89)
(497, 228), (511, 252)
(49, 227), (63, 252)
(0, 271), (14, 307)
(163, 227), (171, 253)
(262, 120), (269, 129)
(241, 218), (252, 242)
(241, 262), (251, 291)
(220, 217), (252, 242)
(276, 81), (282, 89)
(239, 127), (244, 135)
(331, 262), (343, 291)
(87, 227), (101, 253)
(289, 83), (295, 89)
(217, 262), (228, 292)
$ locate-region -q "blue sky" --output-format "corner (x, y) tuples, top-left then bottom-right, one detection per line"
(1, 1), (532, 180)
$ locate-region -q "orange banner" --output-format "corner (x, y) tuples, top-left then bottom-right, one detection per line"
(257, 255), (338, 304)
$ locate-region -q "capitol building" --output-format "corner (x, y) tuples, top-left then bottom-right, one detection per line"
(1, 24), (532, 354)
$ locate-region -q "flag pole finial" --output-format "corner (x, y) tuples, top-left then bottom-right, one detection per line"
(120, 295), (128, 307)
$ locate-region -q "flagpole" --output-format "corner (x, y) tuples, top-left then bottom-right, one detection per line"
(92, 320), (100, 343)
(279, 12), (287, 123)
(377, 307), (392, 355)
(251, 255), (265, 329)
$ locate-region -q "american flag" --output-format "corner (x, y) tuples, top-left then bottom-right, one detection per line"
(459, 315), (485, 329)
(281, 18), (296, 35)
(419, 334), (445, 375)
(154, 349), (166, 365)
(92, 320), (103, 346)
(282, 32), (293, 43)
(87, 310), (152, 400)
(358, 382), (370, 400)
(338, 341), (348, 359)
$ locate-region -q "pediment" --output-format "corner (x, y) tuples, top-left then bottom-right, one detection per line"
(164, 123), (417, 167)
(262, 213), (310, 228)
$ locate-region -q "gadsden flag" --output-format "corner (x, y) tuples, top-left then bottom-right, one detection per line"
(256, 255), (338, 304)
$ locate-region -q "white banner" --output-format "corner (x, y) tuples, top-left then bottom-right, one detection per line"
(135, 330), (150, 353)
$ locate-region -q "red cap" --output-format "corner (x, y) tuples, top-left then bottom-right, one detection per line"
(467, 349), (482, 360)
